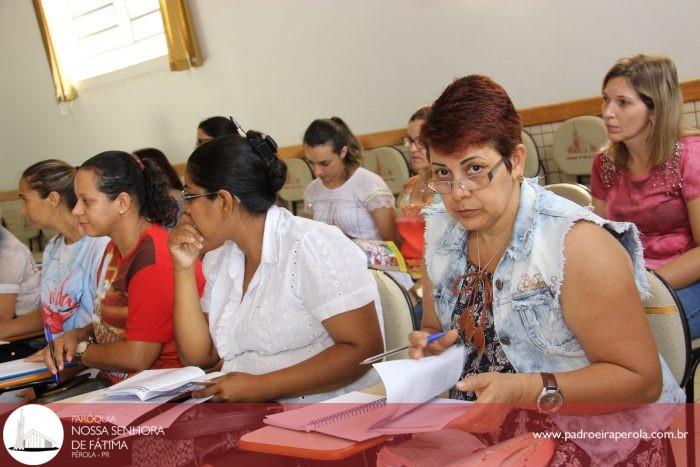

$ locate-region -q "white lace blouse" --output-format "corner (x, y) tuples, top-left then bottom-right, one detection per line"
(201, 206), (384, 403)
(303, 167), (395, 240)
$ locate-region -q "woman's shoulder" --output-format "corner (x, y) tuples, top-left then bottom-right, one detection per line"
(289, 213), (350, 245)
(287, 215), (364, 261)
(402, 175), (421, 192)
(304, 177), (324, 197)
(423, 202), (459, 247)
(680, 135), (700, 157)
(351, 167), (387, 187)
(591, 149), (620, 190)
(201, 241), (238, 279)
(0, 227), (32, 260)
(79, 235), (110, 251)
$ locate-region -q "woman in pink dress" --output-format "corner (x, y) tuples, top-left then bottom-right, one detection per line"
(591, 54), (700, 337)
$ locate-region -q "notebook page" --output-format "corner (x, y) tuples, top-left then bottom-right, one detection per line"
(373, 345), (466, 404)
(0, 360), (48, 381)
(107, 367), (206, 398)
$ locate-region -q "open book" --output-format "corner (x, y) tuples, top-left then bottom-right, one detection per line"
(354, 240), (408, 272)
(54, 369), (224, 429)
(264, 345), (470, 441)
(105, 367), (219, 401)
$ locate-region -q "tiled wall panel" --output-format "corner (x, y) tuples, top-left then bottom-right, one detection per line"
(523, 100), (700, 185)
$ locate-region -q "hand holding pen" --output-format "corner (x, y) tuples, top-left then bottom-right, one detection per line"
(43, 327), (82, 375)
(43, 323), (60, 384)
(408, 329), (459, 360)
(360, 329), (459, 364)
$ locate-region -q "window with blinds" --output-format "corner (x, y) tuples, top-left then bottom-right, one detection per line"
(41, 0), (168, 82)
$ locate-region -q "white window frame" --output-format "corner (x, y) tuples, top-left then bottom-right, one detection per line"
(39, 0), (169, 84)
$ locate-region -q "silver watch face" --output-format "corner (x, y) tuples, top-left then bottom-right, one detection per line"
(538, 390), (563, 413)
(76, 341), (88, 355)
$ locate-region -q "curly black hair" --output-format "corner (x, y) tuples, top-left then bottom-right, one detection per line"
(80, 151), (179, 228)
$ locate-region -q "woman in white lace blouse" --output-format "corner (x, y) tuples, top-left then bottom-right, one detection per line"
(169, 130), (384, 403)
(302, 117), (397, 241)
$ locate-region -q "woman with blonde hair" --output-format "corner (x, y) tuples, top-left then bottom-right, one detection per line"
(591, 54), (700, 337)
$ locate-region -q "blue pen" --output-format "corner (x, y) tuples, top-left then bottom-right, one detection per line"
(43, 323), (60, 384)
(360, 331), (447, 365)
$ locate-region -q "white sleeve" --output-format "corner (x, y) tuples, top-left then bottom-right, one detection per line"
(296, 226), (377, 322)
(362, 173), (395, 211)
(0, 248), (31, 295)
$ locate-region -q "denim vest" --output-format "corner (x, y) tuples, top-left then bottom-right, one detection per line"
(424, 179), (684, 464)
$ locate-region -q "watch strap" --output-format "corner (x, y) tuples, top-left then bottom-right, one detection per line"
(540, 372), (558, 390)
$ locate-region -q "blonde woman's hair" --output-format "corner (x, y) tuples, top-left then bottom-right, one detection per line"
(602, 54), (699, 168)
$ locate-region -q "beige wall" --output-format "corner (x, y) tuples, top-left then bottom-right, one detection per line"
(0, 0), (699, 191)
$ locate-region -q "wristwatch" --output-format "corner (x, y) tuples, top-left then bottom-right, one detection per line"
(536, 372), (563, 414)
(75, 338), (93, 358)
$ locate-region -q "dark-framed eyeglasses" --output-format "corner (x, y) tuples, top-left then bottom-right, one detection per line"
(182, 190), (218, 202)
(426, 158), (505, 194)
(403, 135), (425, 149)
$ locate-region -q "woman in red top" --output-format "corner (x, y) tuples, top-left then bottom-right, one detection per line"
(46, 151), (205, 383)
(396, 105), (435, 269)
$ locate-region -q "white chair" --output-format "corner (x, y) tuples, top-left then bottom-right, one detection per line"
(642, 270), (695, 465)
(278, 157), (314, 215)
(544, 183), (592, 207)
(552, 116), (607, 183)
(643, 270), (692, 387)
(370, 268), (416, 361)
(362, 146), (411, 196)
(522, 130), (545, 182)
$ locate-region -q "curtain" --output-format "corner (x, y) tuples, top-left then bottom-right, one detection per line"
(32, 0), (77, 102)
(159, 0), (203, 71)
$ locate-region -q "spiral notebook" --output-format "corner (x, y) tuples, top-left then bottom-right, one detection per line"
(264, 346), (470, 442)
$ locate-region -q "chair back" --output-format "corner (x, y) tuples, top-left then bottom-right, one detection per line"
(278, 157), (314, 215)
(362, 146), (411, 195)
(370, 269), (416, 360)
(644, 269), (692, 388)
(552, 116), (607, 177)
(392, 144), (416, 176)
(522, 130), (542, 179)
(0, 199), (40, 249)
(544, 183), (592, 207)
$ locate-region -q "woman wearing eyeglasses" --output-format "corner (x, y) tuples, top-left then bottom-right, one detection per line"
(45, 152), (205, 385)
(396, 105), (436, 270)
(169, 132), (384, 403)
(407, 76), (683, 465)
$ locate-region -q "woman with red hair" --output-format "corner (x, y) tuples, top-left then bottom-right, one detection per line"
(408, 75), (683, 465)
